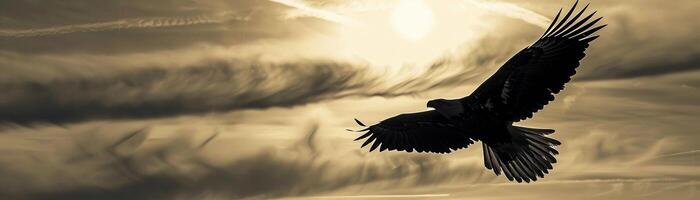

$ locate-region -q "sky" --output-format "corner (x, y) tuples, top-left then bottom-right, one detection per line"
(0, 0), (698, 199)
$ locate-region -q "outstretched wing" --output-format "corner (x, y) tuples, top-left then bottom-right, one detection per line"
(351, 110), (474, 154)
(467, 0), (605, 122)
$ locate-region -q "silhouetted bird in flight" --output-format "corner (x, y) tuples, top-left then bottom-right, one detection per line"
(349, 1), (605, 183)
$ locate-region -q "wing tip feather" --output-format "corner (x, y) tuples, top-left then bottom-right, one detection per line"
(354, 118), (366, 126)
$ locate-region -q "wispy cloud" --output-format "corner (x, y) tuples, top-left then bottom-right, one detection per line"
(0, 13), (248, 38)
(1, 125), (481, 200)
(0, 21), (540, 125)
(652, 149), (700, 159)
(465, 0), (550, 28)
(269, 0), (360, 25)
(0, 57), (485, 125)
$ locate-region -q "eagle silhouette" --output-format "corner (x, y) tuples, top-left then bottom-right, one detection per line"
(350, 1), (605, 183)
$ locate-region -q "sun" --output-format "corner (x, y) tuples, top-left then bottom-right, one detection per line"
(390, 0), (434, 40)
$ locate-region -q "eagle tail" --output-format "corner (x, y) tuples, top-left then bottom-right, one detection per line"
(482, 125), (560, 183)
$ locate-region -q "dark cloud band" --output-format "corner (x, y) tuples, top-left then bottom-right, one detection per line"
(0, 58), (486, 125)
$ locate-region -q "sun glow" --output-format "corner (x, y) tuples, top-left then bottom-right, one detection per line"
(391, 0), (434, 40)
(333, 0), (482, 66)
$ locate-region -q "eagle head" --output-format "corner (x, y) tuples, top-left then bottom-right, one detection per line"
(427, 99), (448, 109)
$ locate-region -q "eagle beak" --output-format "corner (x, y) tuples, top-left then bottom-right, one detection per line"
(426, 100), (437, 108)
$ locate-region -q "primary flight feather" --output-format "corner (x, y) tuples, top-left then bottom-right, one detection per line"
(350, 0), (605, 183)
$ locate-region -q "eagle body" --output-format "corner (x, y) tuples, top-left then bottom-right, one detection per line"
(350, 0), (604, 183)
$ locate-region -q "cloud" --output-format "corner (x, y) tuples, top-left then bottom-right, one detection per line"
(458, 0), (700, 81)
(2, 0), (699, 127)
(1, 24), (544, 125)
(0, 61), (362, 124)
(0, 1), (699, 199)
(0, 123), (487, 200)
(0, 13), (249, 38)
(655, 150), (700, 158)
(1, 97), (698, 200)
(0, 0), (359, 38)
(465, 0), (550, 28)
(567, 0), (700, 80)
(0, 57), (491, 125)
(269, 0), (359, 25)
(0, 0), (336, 54)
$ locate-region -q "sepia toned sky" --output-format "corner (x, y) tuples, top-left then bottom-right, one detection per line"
(0, 0), (698, 199)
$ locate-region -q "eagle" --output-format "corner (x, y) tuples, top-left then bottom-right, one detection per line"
(349, 1), (605, 183)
